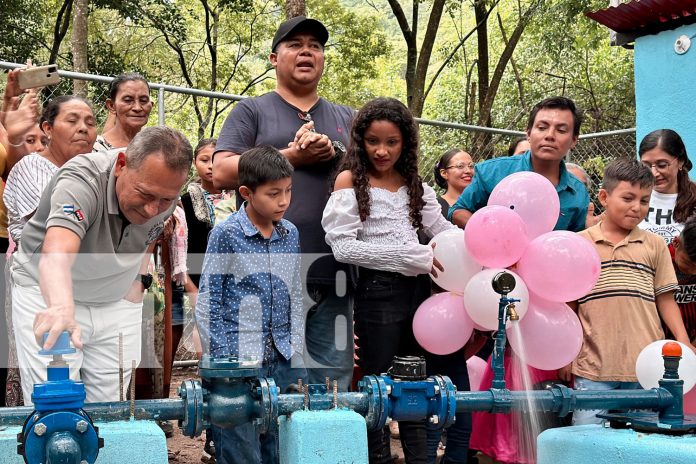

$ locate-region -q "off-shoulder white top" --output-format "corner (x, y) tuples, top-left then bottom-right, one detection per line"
(321, 183), (455, 276)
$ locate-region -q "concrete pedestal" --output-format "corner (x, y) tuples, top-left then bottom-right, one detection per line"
(279, 409), (368, 464)
(538, 424), (696, 464)
(0, 419), (167, 463)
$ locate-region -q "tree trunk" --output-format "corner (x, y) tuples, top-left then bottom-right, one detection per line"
(474, 0), (489, 122)
(387, 0), (453, 116)
(71, 0), (89, 97)
(387, 0), (417, 109)
(410, 0), (446, 116)
(477, 8), (535, 129)
(285, 0), (306, 19)
(49, 0), (73, 65)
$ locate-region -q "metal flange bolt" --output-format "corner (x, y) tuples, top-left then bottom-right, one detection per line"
(429, 415), (440, 425)
(76, 420), (88, 433)
(33, 423), (47, 436)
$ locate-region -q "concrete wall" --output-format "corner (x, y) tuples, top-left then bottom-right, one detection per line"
(635, 23), (696, 168)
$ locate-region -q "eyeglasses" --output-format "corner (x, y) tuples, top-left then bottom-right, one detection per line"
(444, 162), (475, 171)
(641, 159), (677, 171)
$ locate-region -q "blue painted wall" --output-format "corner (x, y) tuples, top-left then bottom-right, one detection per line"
(635, 23), (696, 168)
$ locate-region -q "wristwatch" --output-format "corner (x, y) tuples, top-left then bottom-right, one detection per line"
(137, 273), (153, 290)
(332, 141), (347, 159)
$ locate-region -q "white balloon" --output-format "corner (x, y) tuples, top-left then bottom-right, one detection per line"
(463, 268), (529, 331)
(429, 228), (484, 293)
(635, 340), (696, 393)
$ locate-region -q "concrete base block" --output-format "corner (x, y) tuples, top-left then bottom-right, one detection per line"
(0, 419), (167, 463)
(538, 424), (696, 464)
(279, 409), (368, 464)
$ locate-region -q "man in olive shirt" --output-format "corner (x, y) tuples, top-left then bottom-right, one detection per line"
(12, 126), (192, 404)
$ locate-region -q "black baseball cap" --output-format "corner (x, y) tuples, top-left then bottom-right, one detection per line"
(271, 16), (329, 52)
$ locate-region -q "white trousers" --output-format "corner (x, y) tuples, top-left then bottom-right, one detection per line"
(12, 284), (142, 405)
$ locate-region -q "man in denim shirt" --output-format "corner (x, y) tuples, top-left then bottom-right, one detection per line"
(197, 146), (306, 464)
(449, 96), (591, 232)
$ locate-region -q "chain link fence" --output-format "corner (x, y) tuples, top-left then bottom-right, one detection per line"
(1, 62), (638, 360)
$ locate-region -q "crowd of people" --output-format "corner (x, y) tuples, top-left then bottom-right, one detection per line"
(1, 14), (696, 464)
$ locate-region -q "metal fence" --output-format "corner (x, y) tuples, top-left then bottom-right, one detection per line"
(0, 60), (637, 179)
(0, 61), (637, 360)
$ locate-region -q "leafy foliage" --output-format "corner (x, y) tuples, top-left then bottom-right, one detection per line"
(0, 0), (635, 160)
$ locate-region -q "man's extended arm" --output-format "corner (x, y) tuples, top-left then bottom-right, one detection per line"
(35, 227), (83, 350)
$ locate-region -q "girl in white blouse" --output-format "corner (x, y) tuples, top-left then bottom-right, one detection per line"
(322, 97), (454, 463)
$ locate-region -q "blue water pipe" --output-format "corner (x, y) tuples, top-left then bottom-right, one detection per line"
(7, 272), (696, 463)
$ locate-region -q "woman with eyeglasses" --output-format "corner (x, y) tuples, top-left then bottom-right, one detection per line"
(433, 148), (475, 218)
(638, 129), (696, 244)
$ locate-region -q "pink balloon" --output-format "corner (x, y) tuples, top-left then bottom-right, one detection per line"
(488, 172), (560, 239)
(685, 388), (696, 414)
(464, 205), (529, 268)
(517, 231), (601, 302)
(506, 297), (583, 370)
(429, 229), (484, 293)
(467, 356), (488, 391)
(413, 292), (473, 355)
(463, 269), (529, 331)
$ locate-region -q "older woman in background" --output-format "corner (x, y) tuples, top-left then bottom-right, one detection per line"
(94, 73), (152, 151)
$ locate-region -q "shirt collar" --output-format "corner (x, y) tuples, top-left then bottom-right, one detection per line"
(524, 150), (577, 194)
(556, 161), (577, 194)
(519, 150), (533, 170)
(106, 154), (121, 216)
(237, 202), (289, 241)
(586, 221), (645, 245)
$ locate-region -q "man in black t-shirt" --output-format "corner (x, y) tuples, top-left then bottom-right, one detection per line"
(213, 16), (355, 394)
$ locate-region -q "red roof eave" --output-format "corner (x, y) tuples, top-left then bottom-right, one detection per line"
(586, 0), (696, 35)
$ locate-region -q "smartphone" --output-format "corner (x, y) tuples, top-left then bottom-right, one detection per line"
(17, 65), (61, 90)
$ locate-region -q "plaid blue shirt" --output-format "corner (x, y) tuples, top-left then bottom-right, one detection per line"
(196, 204), (304, 361)
(448, 151), (590, 232)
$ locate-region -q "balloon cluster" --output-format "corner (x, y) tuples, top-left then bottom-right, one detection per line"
(413, 172), (601, 371)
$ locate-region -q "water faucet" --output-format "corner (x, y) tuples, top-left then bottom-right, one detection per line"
(490, 272), (521, 390)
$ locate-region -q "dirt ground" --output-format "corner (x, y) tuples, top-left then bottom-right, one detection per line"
(166, 367), (210, 463)
(165, 366), (420, 463)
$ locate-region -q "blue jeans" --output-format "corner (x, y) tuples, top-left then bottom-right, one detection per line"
(214, 348), (307, 464)
(425, 349), (471, 464)
(304, 283), (354, 391)
(572, 376), (642, 425)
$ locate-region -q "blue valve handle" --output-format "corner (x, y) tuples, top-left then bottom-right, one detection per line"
(38, 331), (76, 356)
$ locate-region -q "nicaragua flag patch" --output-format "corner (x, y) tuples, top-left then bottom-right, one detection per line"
(63, 204), (85, 222)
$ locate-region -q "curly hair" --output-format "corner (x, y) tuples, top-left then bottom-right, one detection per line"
(338, 97), (425, 229)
